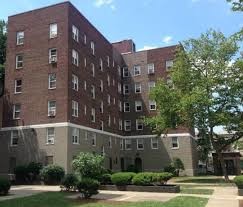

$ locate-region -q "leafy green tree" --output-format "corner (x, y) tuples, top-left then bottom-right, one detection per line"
(227, 0), (243, 11)
(145, 29), (243, 181)
(0, 20), (6, 78)
(172, 157), (185, 176)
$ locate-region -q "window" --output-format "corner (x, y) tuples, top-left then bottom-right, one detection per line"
(91, 133), (96, 146)
(72, 74), (79, 91)
(113, 117), (116, 124)
(118, 66), (121, 77)
(72, 100), (79, 117)
(125, 139), (132, 150)
(100, 101), (103, 113)
(72, 49), (79, 66)
(112, 60), (115, 67)
(16, 54), (23, 69)
(91, 85), (95, 99)
(99, 58), (103, 71)
(14, 79), (22, 94)
(135, 101), (142, 112)
(166, 60), (173, 70)
(120, 139), (124, 150)
(119, 119), (122, 130)
(72, 128), (79, 144)
(49, 23), (57, 38)
(136, 119), (143, 130)
(135, 82), (141, 93)
(48, 101), (56, 117)
(16, 31), (24, 45)
(84, 57), (87, 67)
(112, 79), (115, 86)
(100, 80), (103, 92)
(85, 131), (88, 140)
(84, 34), (87, 44)
(108, 137), (112, 148)
(100, 121), (104, 131)
(151, 137), (159, 149)
(124, 120), (131, 131)
(119, 101), (122, 112)
(133, 65), (141, 76)
(91, 41), (95, 55)
(49, 48), (57, 63)
(91, 63), (95, 77)
(172, 137), (179, 149)
(148, 63), (155, 74)
(124, 102), (130, 112)
(137, 139), (144, 150)
(107, 94), (111, 105)
(48, 74), (56, 89)
(148, 81), (155, 91)
(123, 84), (129, 95)
(11, 131), (19, 146)
(13, 104), (21, 119)
(108, 115), (111, 126)
(47, 128), (55, 144)
(72, 25), (79, 42)
(91, 108), (95, 122)
(149, 100), (156, 111)
(123, 67), (129, 77)
(118, 83), (122, 93)
(113, 97), (116, 105)
(84, 105), (87, 115)
(84, 81), (87, 90)
(106, 56), (110, 67)
(107, 75), (110, 86)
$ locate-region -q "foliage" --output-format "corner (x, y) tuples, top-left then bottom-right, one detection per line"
(27, 162), (43, 182)
(155, 172), (173, 184)
(40, 165), (65, 185)
(126, 164), (139, 173)
(233, 175), (243, 188)
(99, 173), (112, 185)
(61, 174), (78, 191)
(111, 172), (136, 186)
(72, 152), (105, 179)
(172, 158), (184, 176)
(164, 165), (177, 176)
(77, 178), (100, 199)
(145, 29), (243, 181)
(132, 172), (154, 186)
(227, 0), (243, 11)
(0, 20), (6, 84)
(0, 177), (11, 196)
(14, 165), (29, 183)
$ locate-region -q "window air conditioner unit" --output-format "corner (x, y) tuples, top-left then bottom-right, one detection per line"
(148, 70), (154, 74)
(49, 111), (56, 117)
(50, 56), (57, 64)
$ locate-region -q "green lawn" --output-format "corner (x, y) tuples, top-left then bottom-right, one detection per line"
(180, 187), (214, 195)
(0, 192), (208, 207)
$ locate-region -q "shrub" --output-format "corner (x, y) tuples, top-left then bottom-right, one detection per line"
(99, 173), (112, 185)
(77, 178), (100, 199)
(40, 165), (65, 185)
(61, 174), (78, 191)
(72, 152), (104, 179)
(126, 165), (138, 173)
(164, 165), (176, 176)
(132, 172), (154, 186)
(234, 175), (243, 188)
(111, 172), (136, 186)
(27, 162), (43, 182)
(154, 172), (173, 184)
(14, 165), (29, 183)
(172, 157), (184, 176)
(0, 178), (11, 196)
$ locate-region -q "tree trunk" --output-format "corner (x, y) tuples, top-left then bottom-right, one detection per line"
(217, 151), (229, 182)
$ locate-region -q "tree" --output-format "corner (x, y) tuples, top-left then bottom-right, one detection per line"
(227, 0), (243, 11)
(0, 20), (7, 96)
(172, 157), (184, 176)
(145, 29), (243, 181)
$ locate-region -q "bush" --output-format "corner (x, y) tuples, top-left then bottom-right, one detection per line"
(61, 174), (78, 191)
(14, 165), (29, 183)
(77, 178), (100, 199)
(40, 165), (65, 185)
(234, 175), (243, 188)
(154, 172), (173, 184)
(132, 172), (154, 186)
(164, 165), (176, 176)
(111, 172), (136, 186)
(0, 178), (11, 196)
(99, 173), (112, 185)
(126, 165), (138, 173)
(72, 152), (104, 179)
(27, 162), (43, 182)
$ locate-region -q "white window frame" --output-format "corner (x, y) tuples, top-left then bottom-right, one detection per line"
(107, 56), (110, 67)
(151, 137), (159, 149)
(100, 101), (104, 113)
(13, 104), (21, 119)
(135, 82), (141, 93)
(84, 34), (87, 44)
(48, 73), (56, 90)
(124, 120), (131, 131)
(46, 127), (55, 144)
(16, 31), (24, 45)
(100, 80), (103, 92)
(99, 58), (103, 71)
(72, 49), (79, 66)
(84, 57), (87, 67)
(119, 101), (122, 112)
(137, 139), (144, 150)
(91, 41), (95, 55)
(49, 23), (57, 39)
(124, 102), (130, 112)
(166, 60), (173, 71)
(91, 108), (96, 122)
(72, 100), (79, 117)
(108, 115), (111, 126)
(135, 101), (142, 112)
(107, 75), (110, 86)
(84, 81), (87, 90)
(118, 66), (121, 77)
(123, 67), (129, 77)
(149, 100), (157, 111)
(14, 79), (22, 94)
(123, 84), (130, 95)
(49, 48), (57, 63)
(118, 83), (122, 94)
(100, 121), (104, 131)
(172, 137), (179, 149)
(148, 63), (155, 74)
(48, 100), (56, 117)
(107, 94), (111, 105)
(91, 63), (95, 77)
(72, 25), (79, 42)
(72, 128), (79, 144)
(16, 54), (23, 69)
(136, 119), (143, 130)
(148, 81), (156, 92)
(84, 105), (87, 115)
(125, 139), (132, 150)
(133, 65), (141, 76)
(91, 85), (95, 99)
(10, 130), (19, 146)
(91, 133), (96, 146)
(72, 74), (79, 91)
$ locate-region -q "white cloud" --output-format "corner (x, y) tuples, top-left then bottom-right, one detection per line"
(110, 5), (116, 11)
(138, 45), (157, 51)
(162, 36), (173, 44)
(94, 0), (115, 9)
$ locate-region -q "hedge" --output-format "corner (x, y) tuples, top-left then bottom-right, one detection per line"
(40, 165), (65, 185)
(234, 175), (243, 188)
(0, 178), (11, 196)
(111, 172), (136, 186)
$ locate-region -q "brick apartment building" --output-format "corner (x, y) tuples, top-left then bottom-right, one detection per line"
(0, 2), (198, 176)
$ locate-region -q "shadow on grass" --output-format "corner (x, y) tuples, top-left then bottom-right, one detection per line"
(176, 178), (233, 184)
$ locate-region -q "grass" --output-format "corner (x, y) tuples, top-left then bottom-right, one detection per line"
(180, 187), (214, 195)
(0, 192), (208, 207)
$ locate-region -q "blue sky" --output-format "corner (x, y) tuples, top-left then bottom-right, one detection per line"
(1, 0), (242, 50)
